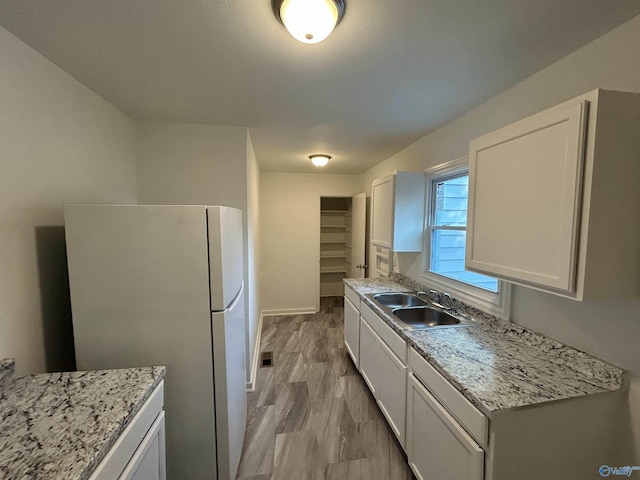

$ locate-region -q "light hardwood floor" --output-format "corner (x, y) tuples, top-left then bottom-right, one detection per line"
(236, 297), (415, 480)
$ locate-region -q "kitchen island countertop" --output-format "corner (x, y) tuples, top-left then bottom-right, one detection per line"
(0, 362), (165, 480)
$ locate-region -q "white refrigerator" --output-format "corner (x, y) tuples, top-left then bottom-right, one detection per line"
(64, 205), (247, 480)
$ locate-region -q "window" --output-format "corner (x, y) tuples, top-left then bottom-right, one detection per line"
(422, 158), (511, 318)
(430, 173), (498, 292)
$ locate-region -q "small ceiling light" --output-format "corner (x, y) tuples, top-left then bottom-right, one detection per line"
(310, 154), (331, 167)
(272, 0), (346, 44)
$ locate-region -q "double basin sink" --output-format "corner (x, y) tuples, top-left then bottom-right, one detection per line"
(365, 292), (478, 331)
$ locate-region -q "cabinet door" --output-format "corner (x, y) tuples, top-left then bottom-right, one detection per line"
(121, 411), (166, 480)
(344, 296), (360, 367)
(89, 382), (164, 480)
(350, 192), (367, 278)
(467, 101), (587, 293)
(377, 340), (407, 448)
(359, 318), (379, 395)
(407, 375), (484, 480)
(371, 175), (394, 248)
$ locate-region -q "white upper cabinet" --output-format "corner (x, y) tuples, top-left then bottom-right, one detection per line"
(371, 172), (426, 251)
(467, 89), (640, 301)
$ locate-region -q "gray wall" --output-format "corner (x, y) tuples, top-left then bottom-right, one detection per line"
(359, 14), (640, 460)
(259, 172), (361, 313)
(0, 30), (263, 384)
(136, 121), (260, 384)
(0, 27), (137, 375)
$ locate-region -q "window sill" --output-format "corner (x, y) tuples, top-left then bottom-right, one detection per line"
(419, 270), (511, 320)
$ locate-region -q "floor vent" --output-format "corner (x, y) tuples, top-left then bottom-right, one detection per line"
(261, 351), (273, 368)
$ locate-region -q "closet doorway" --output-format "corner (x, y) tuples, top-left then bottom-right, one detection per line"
(320, 194), (366, 297)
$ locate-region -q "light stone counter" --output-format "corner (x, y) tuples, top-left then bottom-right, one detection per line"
(344, 277), (624, 417)
(0, 362), (165, 480)
(342, 277), (411, 295)
(0, 358), (15, 386)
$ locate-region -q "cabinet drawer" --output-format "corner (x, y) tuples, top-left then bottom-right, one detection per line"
(345, 285), (360, 310)
(409, 349), (488, 448)
(361, 301), (407, 363)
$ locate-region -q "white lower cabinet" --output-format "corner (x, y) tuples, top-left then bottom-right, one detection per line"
(406, 344), (624, 480)
(347, 291), (623, 480)
(90, 381), (166, 480)
(358, 318), (379, 395)
(121, 412), (166, 480)
(407, 373), (484, 480)
(376, 340), (407, 444)
(359, 312), (408, 448)
(344, 295), (360, 367)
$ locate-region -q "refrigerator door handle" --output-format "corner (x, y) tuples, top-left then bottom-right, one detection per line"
(212, 282), (244, 313)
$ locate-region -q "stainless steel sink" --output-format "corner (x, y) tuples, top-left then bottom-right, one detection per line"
(392, 306), (461, 328)
(391, 306), (479, 330)
(373, 293), (428, 308)
(366, 292), (479, 331)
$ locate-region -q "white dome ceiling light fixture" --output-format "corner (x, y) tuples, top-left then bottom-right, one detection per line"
(272, 0), (346, 44)
(309, 154), (331, 167)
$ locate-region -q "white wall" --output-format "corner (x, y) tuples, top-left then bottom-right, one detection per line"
(359, 14), (640, 459)
(136, 122), (248, 208)
(245, 132), (260, 383)
(0, 27), (137, 375)
(260, 172), (360, 313)
(136, 122), (260, 383)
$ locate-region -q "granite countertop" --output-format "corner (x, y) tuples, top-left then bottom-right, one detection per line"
(0, 359), (16, 386)
(343, 277), (412, 295)
(344, 278), (624, 418)
(0, 362), (166, 480)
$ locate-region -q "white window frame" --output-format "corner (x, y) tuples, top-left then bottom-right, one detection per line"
(421, 157), (511, 319)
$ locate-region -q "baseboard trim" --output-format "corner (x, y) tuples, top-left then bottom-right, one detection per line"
(245, 307), (318, 391)
(261, 307), (317, 316)
(246, 311), (265, 392)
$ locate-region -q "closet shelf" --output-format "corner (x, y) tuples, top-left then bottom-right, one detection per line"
(320, 267), (348, 274)
(321, 199), (352, 297)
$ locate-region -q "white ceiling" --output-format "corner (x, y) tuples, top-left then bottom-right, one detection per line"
(1, 1), (639, 174)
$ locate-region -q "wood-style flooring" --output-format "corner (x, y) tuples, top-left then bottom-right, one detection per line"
(236, 297), (415, 480)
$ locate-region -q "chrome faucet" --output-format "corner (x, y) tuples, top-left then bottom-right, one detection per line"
(442, 292), (456, 313)
(417, 289), (443, 307)
(427, 289), (441, 304)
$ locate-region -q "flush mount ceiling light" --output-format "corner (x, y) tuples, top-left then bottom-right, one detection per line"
(310, 154), (331, 167)
(272, 0), (346, 44)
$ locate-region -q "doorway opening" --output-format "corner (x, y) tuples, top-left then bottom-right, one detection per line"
(320, 195), (367, 298)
